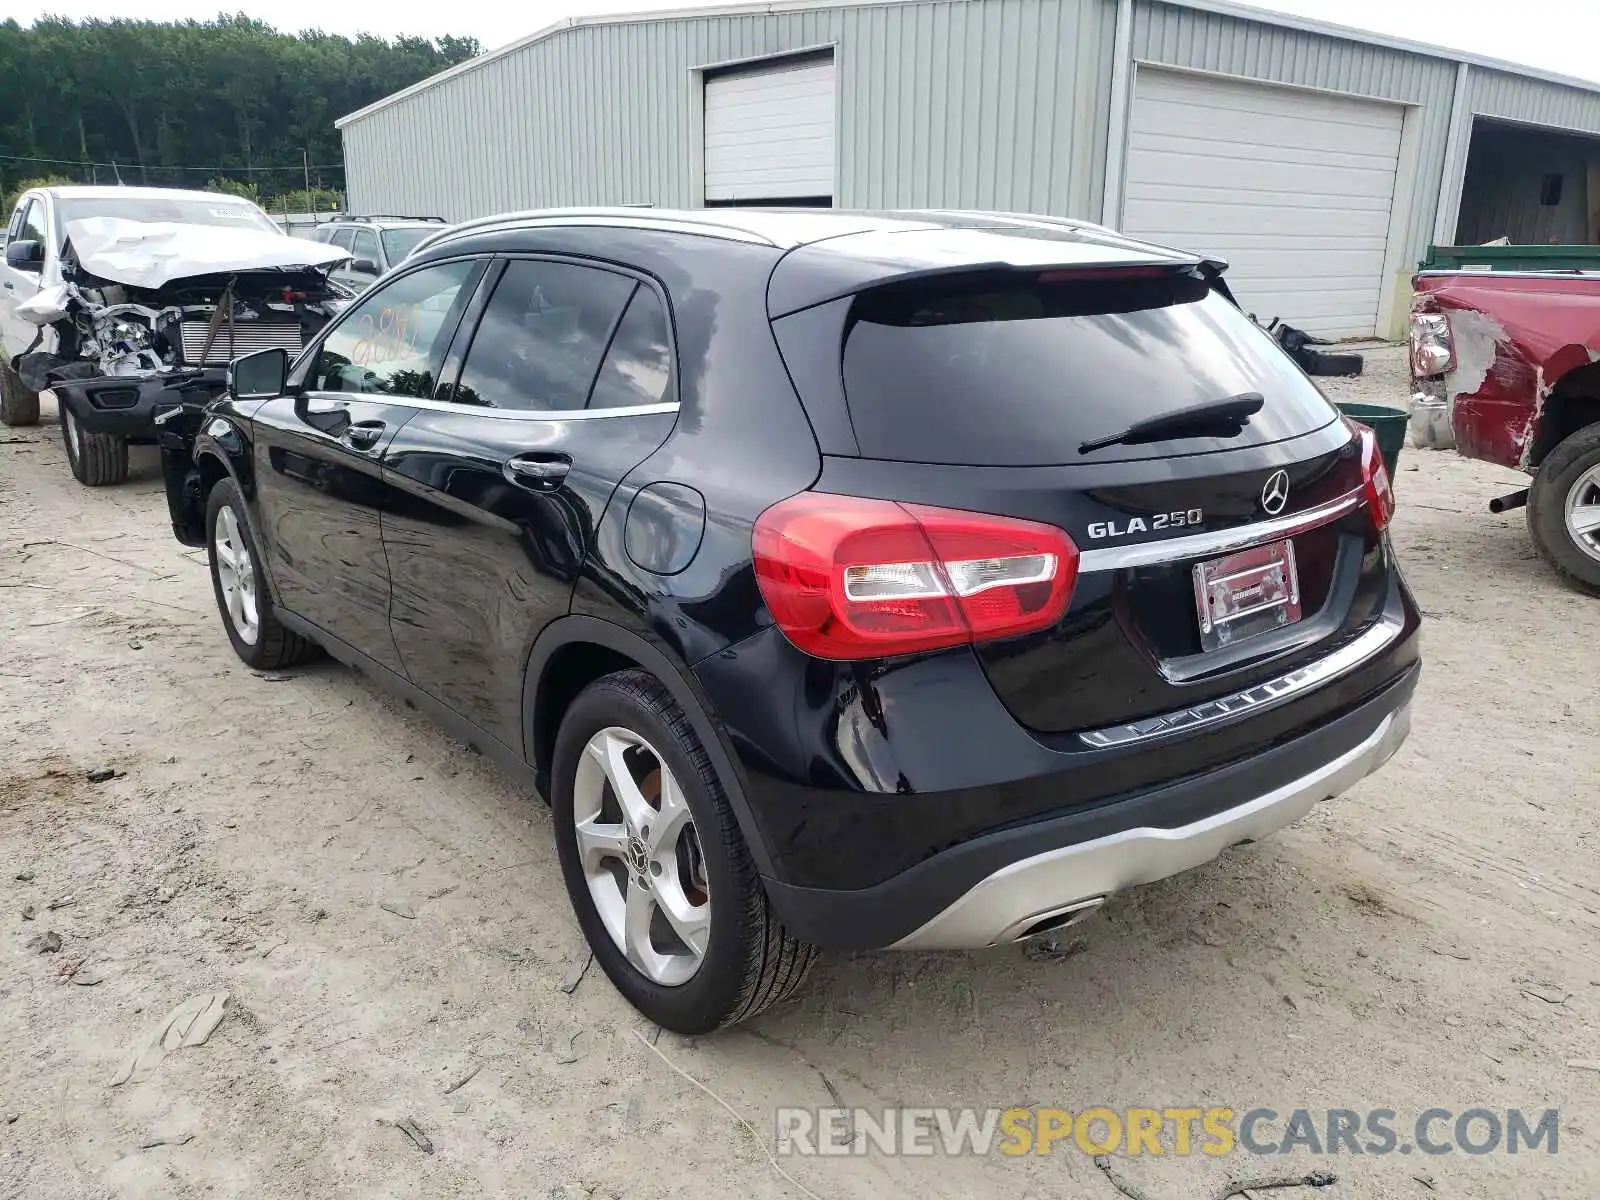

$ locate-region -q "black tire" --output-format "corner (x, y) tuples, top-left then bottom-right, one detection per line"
(205, 478), (322, 669)
(1296, 348), (1365, 377)
(60, 403), (128, 486)
(551, 670), (815, 1034)
(1527, 423), (1600, 595)
(0, 360), (40, 427)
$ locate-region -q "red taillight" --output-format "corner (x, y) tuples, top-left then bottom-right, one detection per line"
(752, 494), (1079, 660)
(1354, 424), (1395, 531)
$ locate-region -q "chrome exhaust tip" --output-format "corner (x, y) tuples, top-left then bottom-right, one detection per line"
(1000, 897), (1105, 945)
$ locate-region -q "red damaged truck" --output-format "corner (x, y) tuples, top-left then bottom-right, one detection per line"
(1410, 270), (1600, 592)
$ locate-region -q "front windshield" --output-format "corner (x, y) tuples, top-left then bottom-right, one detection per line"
(56, 196), (279, 247)
(380, 227), (432, 264)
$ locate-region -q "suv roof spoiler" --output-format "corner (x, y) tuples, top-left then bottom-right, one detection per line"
(767, 228), (1205, 317)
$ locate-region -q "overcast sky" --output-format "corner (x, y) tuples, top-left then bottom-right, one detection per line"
(9, 0), (1597, 85)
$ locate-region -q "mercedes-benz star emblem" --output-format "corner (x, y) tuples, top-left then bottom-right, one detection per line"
(1261, 469), (1291, 516)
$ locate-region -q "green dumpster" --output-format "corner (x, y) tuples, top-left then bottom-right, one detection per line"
(1336, 403), (1406, 479)
(1421, 244), (1600, 274)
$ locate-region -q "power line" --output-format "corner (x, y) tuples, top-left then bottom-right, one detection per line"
(0, 152), (345, 172)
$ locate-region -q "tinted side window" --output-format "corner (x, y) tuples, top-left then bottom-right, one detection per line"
(330, 227), (356, 252)
(382, 227), (430, 264)
(350, 228), (381, 271)
(451, 260), (634, 411)
(311, 260), (477, 397)
(589, 286), (673, 409)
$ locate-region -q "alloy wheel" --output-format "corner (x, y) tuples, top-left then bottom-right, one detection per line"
(572, 726), (710, 987)
(214, 506), (261, 645)
(1564, 463), (1600, 564)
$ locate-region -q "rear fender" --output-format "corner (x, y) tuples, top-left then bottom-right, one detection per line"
(1415, 276), (1600, 470)
(1529, 362), (1600, 468)
(522, 614), (780, 880)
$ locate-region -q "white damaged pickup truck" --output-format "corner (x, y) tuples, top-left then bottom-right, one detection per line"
(1, 186), (350, 485)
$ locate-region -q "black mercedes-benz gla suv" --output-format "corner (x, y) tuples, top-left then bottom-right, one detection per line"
(156, 208), (1419, 1033)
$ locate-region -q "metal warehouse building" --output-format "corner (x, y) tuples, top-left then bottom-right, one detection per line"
(336, 0), (1600, 339)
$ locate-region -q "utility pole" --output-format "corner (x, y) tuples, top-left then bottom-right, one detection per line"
(303, 147), (311, 200)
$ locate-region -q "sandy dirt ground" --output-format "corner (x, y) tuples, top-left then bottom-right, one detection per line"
(1, 347), (1597, 1200)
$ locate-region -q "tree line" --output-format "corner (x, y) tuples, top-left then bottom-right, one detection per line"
(0, 15), (479, 212)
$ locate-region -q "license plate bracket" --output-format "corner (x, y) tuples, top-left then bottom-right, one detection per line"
(1192, 539), (1302, 651)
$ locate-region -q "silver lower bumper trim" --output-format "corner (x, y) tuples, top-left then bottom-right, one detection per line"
(1080, 614), (1403, 748)
(891, 702), (1412, 950)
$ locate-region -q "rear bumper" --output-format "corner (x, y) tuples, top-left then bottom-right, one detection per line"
(894, 697), (1410, 948)
(759, 662), (1417, 950)
(51, 369), (227, 438)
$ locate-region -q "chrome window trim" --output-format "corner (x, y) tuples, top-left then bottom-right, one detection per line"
(1078, 487), (1365, 573)
(1078, 612), (1403, 749)
(299, 391), (680, 422)
(294, 252), (682, 421)
(474, 253), (682, 411)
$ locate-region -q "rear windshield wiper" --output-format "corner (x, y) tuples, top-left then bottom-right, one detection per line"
(1078, 392), (1264, 455)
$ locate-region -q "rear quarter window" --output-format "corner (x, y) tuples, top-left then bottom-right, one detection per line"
(452, 259), (636, 411)
(588, 286), (673, 409)
(840, 270), (1337, 465)
(381, 227), (431, 264)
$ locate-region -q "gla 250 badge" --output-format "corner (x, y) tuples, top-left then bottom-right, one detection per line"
(1087, 509), (1204, 541)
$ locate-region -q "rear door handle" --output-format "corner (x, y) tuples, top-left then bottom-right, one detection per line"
(344, 420), (385, 450)
(503, 455), (570, 490)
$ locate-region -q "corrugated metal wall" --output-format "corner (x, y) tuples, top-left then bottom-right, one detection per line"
(1468, 68), (1600, 135)
(1128, 0), (1456, 272)
(341, 0), (1116, 223)
(341, 0), (1600, 280)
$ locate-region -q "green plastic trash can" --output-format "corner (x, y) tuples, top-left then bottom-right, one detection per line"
(1335, 403), (1406, 479)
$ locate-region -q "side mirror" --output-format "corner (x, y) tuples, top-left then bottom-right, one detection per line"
(229, 347), (289, 399)
(5, 240), (43, 271)
(351, 258), (380, 275)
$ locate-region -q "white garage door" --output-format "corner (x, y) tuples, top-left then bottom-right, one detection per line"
(1121, 69), (1404, 338)
(704, 56), (835, 204)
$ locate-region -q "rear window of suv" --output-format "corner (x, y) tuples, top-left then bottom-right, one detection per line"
(840, 270), (1337, 465)
(381, 227), (432, 264)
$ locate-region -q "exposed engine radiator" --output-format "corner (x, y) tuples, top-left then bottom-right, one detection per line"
(178, 320), (304, 367)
